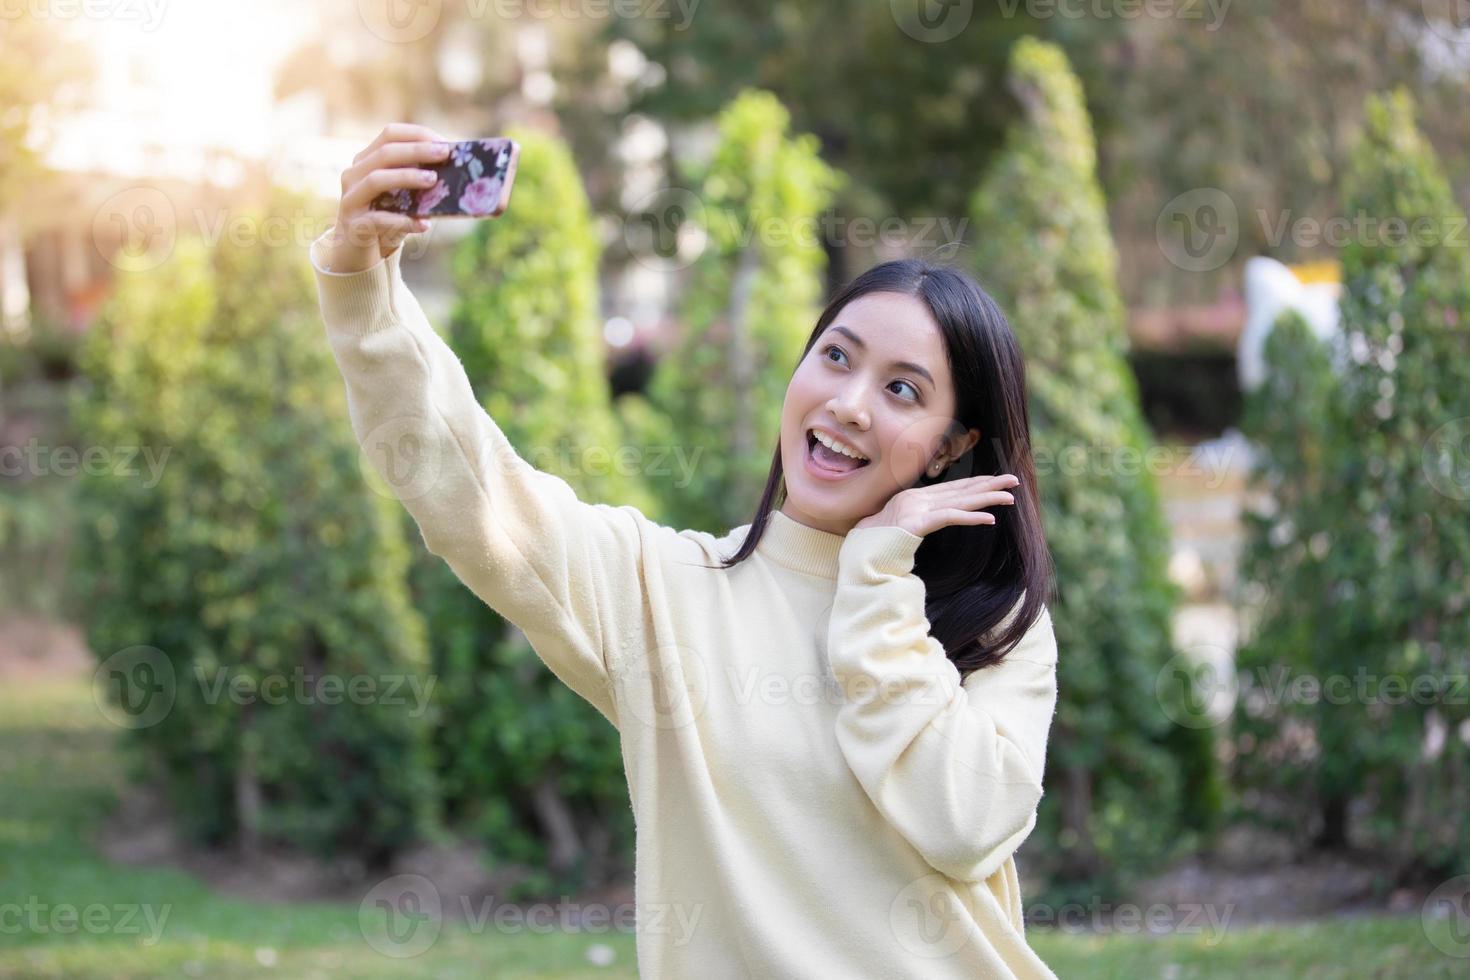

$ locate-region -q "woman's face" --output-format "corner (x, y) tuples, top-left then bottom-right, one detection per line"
(778, 290), (980, 536)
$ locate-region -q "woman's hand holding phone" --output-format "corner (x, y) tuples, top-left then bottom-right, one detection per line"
(324, 123), (451, 275)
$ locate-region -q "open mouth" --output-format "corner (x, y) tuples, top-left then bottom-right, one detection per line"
(806, 428), (871, 474)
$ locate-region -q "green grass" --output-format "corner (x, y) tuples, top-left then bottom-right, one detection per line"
(1029, 916), (1467, 979)
(0, 679), (639, 979)
(0, 677), (1462, 979)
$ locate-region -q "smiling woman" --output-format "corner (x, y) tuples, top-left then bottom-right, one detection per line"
(312, 126), (1060, 973)
(717, 258), (1054, 678)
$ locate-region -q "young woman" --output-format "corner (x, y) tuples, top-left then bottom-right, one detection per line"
(313, 123), (1060, 979)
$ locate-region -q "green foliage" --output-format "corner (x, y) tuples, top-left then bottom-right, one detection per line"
(0, 317), (82, 617)
(1108, 0), (1470, 305)
(0, 13), (91, 210)
(416, 127), (645, 893)
(447, 125), (660, 519)
(605, 3), (1117, 220)
(68, 195), (437, 861)
(1237, 89), (1470, 873)
(0, 478), (74, 618)
(7, 678), (1454, 979)
(1234, 311), (1358, 836)
(969, 38), (1222, 896)
(635, 89), (842, 533)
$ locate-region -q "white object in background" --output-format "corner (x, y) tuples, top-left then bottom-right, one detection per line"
(0, 215), (31, 340)
(1238, 256), (1343, 392)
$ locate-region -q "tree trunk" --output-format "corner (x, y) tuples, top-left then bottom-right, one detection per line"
(532, 770), (583, 875)
(1316, 793), (1349, 850)
(725, 244), (761, 520)
(1063, 763), (1100, 877)
(236, 705), (263, 859)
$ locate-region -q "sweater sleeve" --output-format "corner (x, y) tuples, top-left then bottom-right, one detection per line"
(828, 525), (1058, 884)
(308, 229), (646, 728)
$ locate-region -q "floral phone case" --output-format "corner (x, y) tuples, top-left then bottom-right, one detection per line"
(371, 137), (519, 218)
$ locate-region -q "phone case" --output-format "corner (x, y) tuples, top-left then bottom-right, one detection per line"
(372, 138), (519, 219)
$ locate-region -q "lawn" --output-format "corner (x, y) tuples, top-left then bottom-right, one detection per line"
(0, 677), (1460, 979)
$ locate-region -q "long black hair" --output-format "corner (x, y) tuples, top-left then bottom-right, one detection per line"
(715, 258), (1055, 679)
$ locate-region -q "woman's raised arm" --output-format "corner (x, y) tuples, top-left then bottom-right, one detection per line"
(308, 125), (658, 726)
(827, 526), (1058, 885)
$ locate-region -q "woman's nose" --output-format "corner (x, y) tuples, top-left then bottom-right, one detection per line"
(826, 387), (870, 428)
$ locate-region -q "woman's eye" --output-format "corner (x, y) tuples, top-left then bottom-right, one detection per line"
(822, 345), (919, 401)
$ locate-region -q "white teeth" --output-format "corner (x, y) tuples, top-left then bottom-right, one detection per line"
(811, 429), (868, 462)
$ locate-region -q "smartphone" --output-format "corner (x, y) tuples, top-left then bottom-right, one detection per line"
(372, 137), (519, 219)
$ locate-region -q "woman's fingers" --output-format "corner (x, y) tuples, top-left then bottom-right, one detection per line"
(929, 476), (1017, 507)
(339, 124), (451, 214)
(341, 140), (450, 195)
(369, 210), (427, 236)
(323, 124), (445, 274)
(352, 123), (446, 165)
(341, 167), (440, 214)
(338, 210), (425, 247)
(909, 507), (995, 538)
(946, 508), (997, 525)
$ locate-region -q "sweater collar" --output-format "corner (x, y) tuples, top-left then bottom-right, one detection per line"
(749, 509), (847, 580)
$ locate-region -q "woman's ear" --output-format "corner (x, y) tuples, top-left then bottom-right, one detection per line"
(957, 427), (981, 461)
(930, 427), (981, 473)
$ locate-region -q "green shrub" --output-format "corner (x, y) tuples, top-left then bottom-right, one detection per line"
(1, 316), (83, 617)
(1237, 89), (1470, 873)
(635, 88), (843, 533)
(416, 127), (652, 895)
(69, 194), (437, 862)
(969, 37), (1222, 898)
(1234, 310), (1358, 843)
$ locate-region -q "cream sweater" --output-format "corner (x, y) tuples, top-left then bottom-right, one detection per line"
(308, 229), (1061, 979)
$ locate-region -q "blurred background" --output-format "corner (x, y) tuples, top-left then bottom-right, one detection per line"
(1, 0), (1468, 976)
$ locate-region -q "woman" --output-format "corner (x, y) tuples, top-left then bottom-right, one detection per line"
(312, 123), (1060, 979)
